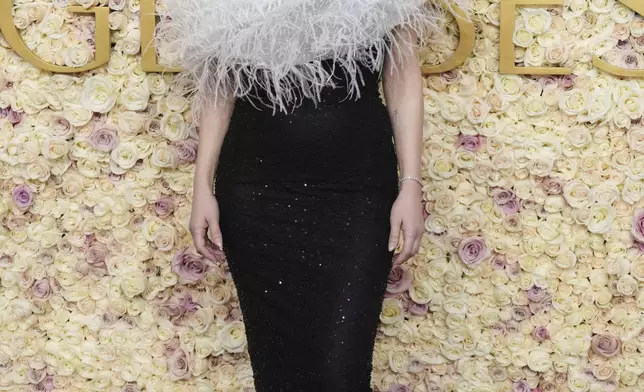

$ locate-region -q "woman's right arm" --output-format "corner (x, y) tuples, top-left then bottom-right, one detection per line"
(190, 96), (236, 261)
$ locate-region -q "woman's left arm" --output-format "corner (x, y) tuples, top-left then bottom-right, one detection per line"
(383, 26), (425, 264)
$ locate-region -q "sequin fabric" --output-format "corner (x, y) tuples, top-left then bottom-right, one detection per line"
(214, 51), (398, 391)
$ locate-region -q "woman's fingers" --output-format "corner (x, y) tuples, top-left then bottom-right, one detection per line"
(191, 222), (219, 261)
(394, 227), (416, 264)
(208, 219), (224, 251)
(388, 216), (401, 251)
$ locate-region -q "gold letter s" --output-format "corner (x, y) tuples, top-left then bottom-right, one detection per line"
(593, 0), (644, 77)
(0, 1), (110, 73)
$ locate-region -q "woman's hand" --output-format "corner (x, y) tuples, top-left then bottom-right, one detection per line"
(190, 186), (224, 262)
(388, 181), (424, 264)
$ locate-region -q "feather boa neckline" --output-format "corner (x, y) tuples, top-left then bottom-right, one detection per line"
(155, 0), (469, 119)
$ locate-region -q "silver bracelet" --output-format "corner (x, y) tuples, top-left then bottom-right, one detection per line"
(398, 176), (423, 187)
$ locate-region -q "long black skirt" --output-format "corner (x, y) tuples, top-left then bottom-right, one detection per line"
(215, 64), (399, 392)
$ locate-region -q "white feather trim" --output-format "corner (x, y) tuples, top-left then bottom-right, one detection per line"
(155, 0), (469, 119)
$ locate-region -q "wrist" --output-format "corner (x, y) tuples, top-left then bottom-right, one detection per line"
(398, 178), (422, 193)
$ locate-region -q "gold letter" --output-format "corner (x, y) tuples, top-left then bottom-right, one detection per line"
(0, 1), (110, 73)
(593, 0), (644, 77)
(140, 0), (180, 73)
(421, 4), (475, 74)
(500, 0), (570, 75)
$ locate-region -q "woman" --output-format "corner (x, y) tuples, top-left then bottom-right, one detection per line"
(157, 1), (466, 390)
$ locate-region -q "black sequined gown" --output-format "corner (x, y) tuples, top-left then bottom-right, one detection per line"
(214, 54), (399, 392)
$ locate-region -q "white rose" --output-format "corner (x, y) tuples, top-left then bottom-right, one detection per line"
(563, 180), (590, 209)
(527, 349), (552, 372)
(120, 85), (150, 111)
(80, 76), (117, 113)
(590, 183), (619, 205)
(219, 321), (247, 353)
(586, 204), (615, 234)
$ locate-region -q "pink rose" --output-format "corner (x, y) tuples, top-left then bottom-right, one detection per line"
(172, 248), (211, 283)
(558, 75), (576, 90)
(89, 123), (119, 152)
(440, 70), (461, 85)
(532, 326), (550, 342)
(490, 254), (505, 269)
(542, 177), (562, 195)
(538, 76), (558, 88)
(386, 265), (413, 294)
(458, 236), (490, 266)
(458, 134), (483, 152)
(591, 334), (621, 358)
(173, 138), (198, 163)
(622, 53), (639, 68)
(505, 262), (521, 278)
(631, 210), (644, 243)
(12, 184), (33, 210)
(32, 279), (52, 300)
(167, 348), (192, 380)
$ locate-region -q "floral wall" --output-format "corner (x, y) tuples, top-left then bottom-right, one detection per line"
(1, 0), (644, 391)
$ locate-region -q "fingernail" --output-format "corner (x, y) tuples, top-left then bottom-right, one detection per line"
(215, 241), (223, 250)
(388, 244), (394, 251)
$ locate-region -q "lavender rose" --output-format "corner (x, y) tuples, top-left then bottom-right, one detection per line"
(542, 177), (562, 195)
(167, 348), (192, 380)
(32, 279), (52, 300)
(631, 209), (644, 243)
(458, 134), (483, 152)
(173, 138), (198, 163)
(532, 326), (550, 342)
(12, 184), (33, 210)
(513, 380), (531, 392)
(386, 265), (413, 294)
(86, 243), (108, 268)
(26, 367), (46, 384)
(172, 248), (210, 283)
(6, 109), (21, 124)
(458, 236), (490, 266)
(154, 196), (175, 218)
(408, 302), (428, 316)
(591, 334), (621, 358)
(388, 384), (410, 392)
(122, 383), (140, 392)
(526, 286), (547, 302)
(493, 188), (515, 205)
(511, 306), (530, 321)
(40, 375), (54, 391)
(500, 198), (520, 215)
(88, 123), (119, 152)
